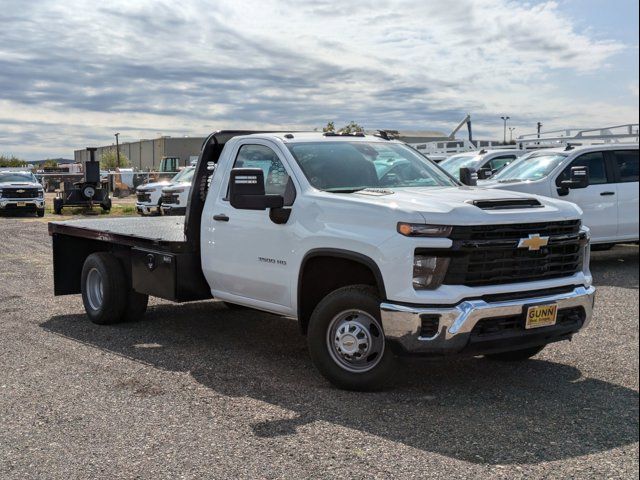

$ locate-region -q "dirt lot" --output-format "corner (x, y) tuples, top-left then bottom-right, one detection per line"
(0, 216), (638, 479)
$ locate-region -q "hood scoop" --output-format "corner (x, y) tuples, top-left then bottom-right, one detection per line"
(469, 198), (542, 210)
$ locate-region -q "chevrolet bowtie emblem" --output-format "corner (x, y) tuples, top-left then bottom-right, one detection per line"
(16, 189), (25, 193)
(518, 234), (549, 251)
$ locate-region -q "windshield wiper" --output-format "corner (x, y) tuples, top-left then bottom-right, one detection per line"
(498, 179), (523, 183)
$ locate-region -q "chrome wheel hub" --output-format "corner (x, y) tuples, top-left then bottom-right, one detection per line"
(86, 267), (104, 311)
(327, 310), (385, 373)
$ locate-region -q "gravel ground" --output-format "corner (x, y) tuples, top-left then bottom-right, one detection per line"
(0, 216), (638, 479)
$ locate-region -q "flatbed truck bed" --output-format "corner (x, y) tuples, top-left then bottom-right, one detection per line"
(49, 216), (210, 302)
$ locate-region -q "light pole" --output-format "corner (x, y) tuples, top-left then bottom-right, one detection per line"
(508, 127), (516, 143)
(114, 133), (121, 168)
(500, 116), (510, 144)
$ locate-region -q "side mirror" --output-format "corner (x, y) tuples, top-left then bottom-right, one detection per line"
(477, 168), (493, 180)
(459, 167), (478, 186)
(229, 168), (284, 210)
(561, 166), (590, 190)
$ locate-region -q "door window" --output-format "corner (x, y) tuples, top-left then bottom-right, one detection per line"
(231, 144), (295, 204)
(487, 155), (516, 171)
(556, 151), (609, 186)
(613, 150), (639, 183)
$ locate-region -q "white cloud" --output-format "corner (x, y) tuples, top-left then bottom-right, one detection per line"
(0, 0), (636, 159)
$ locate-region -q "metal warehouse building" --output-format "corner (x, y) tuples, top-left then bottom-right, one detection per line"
(74, 136), (207, 170)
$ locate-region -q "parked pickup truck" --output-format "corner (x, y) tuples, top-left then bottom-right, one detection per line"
(136, 167), (195, 215)
(49, 130), (596, 390)
(0, 171), (45, 216)
(482, 144), (639, 248)
(160, 167), (195, 215)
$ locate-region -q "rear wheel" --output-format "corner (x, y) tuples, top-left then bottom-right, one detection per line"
(81, 253), (148, 324)
(53, 198), (63, 215)
(485, 345), (545, 361)
(37, 209), (45, 217)
(307, 285), (395, 391)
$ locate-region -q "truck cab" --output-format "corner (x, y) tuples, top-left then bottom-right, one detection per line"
(483, 144), (639, 246)
(440, 149), (525, 180)
(49, 131), (596, 390)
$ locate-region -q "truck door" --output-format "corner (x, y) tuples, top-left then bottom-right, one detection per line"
(553, 151), (618, 242)
(201, 141), (297, 312)
(610, 149), (639, 239)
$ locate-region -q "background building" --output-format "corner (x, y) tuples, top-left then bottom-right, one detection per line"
(74, 136), (207, 170)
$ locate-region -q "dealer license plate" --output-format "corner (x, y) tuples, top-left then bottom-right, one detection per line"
(525, 304), (558, 329)
(16, 202), (26, 207)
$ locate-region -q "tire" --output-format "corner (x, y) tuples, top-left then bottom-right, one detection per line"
(53, 198), (63, 215)
(101, 198), (112, 212)
(307, 285), (395, 391)
(81, 253), (128, 324)
(37, 209), (45, 217)
(485, 345), (545, 361)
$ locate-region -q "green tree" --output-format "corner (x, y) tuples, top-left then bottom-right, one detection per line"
(42, 159), (59, 168)
(100, 149), (130, 169)
(321, 121), (364, 134)
(0, 155), (28, 167)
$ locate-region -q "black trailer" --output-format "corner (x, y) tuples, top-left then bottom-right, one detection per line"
(53, 148), (111, 214)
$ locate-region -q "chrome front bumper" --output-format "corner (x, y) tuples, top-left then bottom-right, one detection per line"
(0, 198), (45, 209)
(381, 286), (596, 354)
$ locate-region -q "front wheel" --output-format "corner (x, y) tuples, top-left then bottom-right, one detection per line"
(485, 345), (545, 361)
(307, 285), (395, 391)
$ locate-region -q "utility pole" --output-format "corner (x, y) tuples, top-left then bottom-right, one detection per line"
(508, 127), (516, 143)
(537, 122), (543, 139)
(115, 132), (121, 168)
(500, 116), (510, 144)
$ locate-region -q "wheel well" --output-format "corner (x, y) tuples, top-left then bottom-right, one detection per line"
(297, 253), (384, 334)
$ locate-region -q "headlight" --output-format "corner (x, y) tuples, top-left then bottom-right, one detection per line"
(413, 255), (450, 290)
(398, 223), (452, 237)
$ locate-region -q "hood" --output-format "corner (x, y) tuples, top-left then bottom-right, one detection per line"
(315, 186), (582, 225)
(480, 179), (548, 195)
(162, 181), (191, 192)
(0, 181), (42, 189)
(137, 181), (171, 192)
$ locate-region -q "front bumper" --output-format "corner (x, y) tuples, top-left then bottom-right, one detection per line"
(381, 285), (596, 355)
(161, 205), (186, 216)
(0, 198), (45, 210)
(136, 203), (160, 215)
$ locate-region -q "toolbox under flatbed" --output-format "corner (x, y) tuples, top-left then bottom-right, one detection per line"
(48, 216), (189, 253)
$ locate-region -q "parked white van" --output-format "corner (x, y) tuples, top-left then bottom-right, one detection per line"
(482, 144), (639, 247)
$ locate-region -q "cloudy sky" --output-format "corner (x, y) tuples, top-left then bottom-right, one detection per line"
(1, 0), (638, 160)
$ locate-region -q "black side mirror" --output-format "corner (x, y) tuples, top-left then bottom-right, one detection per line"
(459, 167), (478, 186)
(477, 168), (493, 180)
(561, 166), (590, 190)
(229, 168), (284, 210)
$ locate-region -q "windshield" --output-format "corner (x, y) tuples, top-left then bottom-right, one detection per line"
(0, 172), (38, 183)
(440, 154), (481, 178)
(286, 141), (457, 191)
(172, 167), (195, 183)
(492, 152), (567, 181)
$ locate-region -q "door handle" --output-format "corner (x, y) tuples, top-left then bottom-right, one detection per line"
(600, 191), (615, 196)
(213, 214), (229, 222)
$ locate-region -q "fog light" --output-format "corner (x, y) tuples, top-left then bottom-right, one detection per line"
(413, 255), (450, 290)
